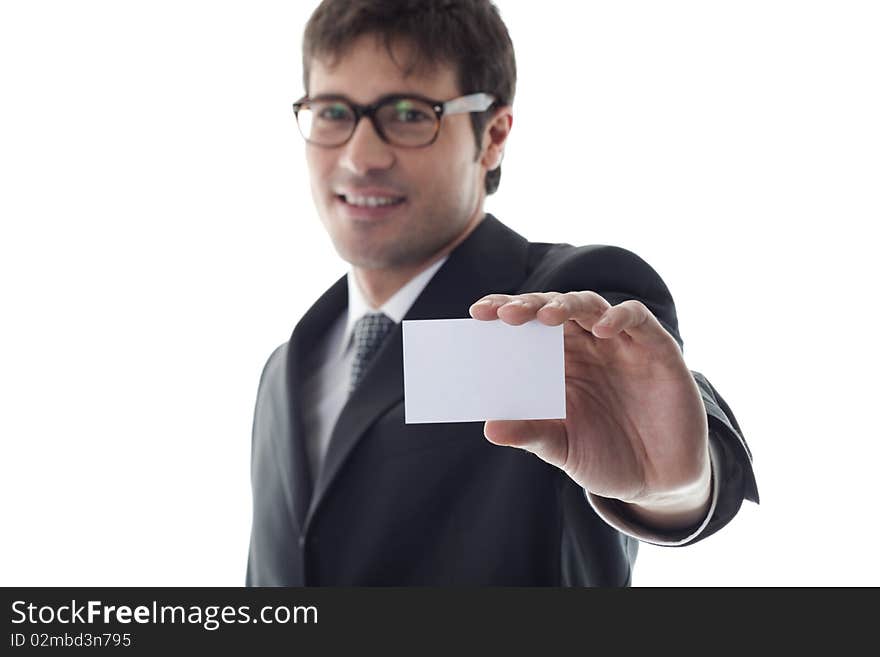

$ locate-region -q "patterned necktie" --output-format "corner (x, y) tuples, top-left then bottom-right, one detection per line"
(349, 312), (395, 394)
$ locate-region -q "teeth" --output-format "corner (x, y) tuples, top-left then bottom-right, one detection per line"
(343, 195), (402, 207)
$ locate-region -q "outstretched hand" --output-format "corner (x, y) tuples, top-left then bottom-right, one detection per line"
(469, 291), (712, 530)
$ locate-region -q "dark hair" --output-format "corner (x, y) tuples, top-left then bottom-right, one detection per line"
(302, 0), (516, 195)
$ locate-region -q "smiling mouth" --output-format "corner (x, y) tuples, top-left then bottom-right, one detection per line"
(336, 193), (407, 208)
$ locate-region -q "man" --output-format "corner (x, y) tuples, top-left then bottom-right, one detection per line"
(246, 0), (758, 586)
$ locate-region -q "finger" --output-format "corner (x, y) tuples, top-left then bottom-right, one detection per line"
(495, 292), (562, 325)
(483, 418), (568, 469)
(592, 299), (671, 347)
(469, 294), (513, 320)
(471, 292), (562, 324)
(534, 291), (611, 332)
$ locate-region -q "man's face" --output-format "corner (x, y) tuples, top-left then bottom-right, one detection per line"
(306, 35), (488, 271)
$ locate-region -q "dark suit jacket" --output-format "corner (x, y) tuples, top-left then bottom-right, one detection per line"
(246, 214), (759, 586)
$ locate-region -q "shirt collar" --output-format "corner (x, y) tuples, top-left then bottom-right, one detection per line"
(339, 255), (448, 357)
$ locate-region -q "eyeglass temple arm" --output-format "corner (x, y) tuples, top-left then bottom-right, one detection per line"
(442, 93), (496, 115)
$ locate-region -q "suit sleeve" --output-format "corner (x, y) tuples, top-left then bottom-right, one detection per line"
(543, 245), (759, 545)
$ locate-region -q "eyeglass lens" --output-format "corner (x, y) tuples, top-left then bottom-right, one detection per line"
(297, 98), (439, 147)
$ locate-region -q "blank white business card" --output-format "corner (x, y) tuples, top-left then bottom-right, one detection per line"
(402, 318), (566, 424)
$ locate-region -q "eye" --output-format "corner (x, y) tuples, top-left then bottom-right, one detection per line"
(316, 103), (352, 121)
(390, 100), (430, 123)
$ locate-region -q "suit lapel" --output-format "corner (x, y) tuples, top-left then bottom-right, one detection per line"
(304, 214), (531, 531)
(284, 273), (348, 529)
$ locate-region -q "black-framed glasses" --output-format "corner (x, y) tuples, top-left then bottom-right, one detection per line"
(292, 92), (496, 148)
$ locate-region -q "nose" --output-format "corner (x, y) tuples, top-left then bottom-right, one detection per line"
(338, 116), (395, 175)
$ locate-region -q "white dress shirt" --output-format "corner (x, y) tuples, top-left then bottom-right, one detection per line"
(299, 256), (719, 546)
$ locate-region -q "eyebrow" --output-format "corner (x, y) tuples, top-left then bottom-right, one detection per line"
(308, 91), (436, 103)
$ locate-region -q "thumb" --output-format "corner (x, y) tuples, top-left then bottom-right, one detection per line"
(483, 419), (568, 469)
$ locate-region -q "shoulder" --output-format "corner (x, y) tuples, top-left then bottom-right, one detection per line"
(257, 342), (289, 391)
(526, 241), (672, 299)
(524, 239), (681, 346)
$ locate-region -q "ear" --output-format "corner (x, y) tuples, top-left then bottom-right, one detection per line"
(479, 106), (513, 171)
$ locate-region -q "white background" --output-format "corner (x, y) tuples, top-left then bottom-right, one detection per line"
(1, 1), (877, 586)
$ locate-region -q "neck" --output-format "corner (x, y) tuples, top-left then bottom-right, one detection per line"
(354, 211), (485, 309)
